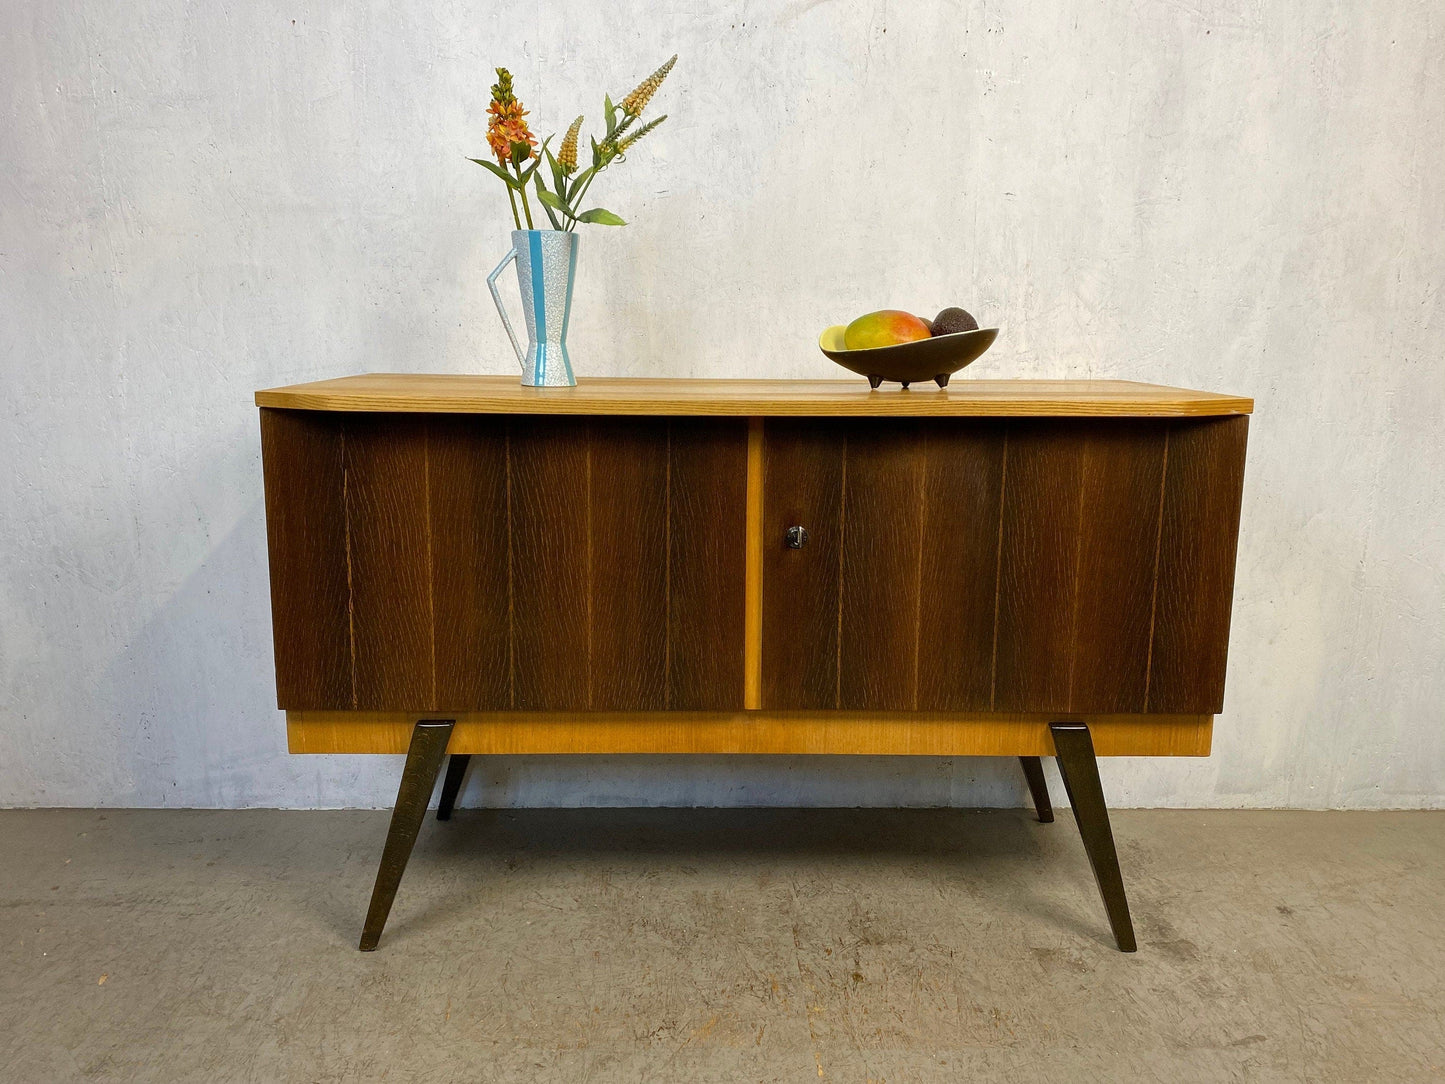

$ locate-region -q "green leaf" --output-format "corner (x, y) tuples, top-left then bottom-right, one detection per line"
(546, 146), (566, 197)
(577, 207), (626, 226)
(604, 93), (617, 135)
(535, 188), (567, 211)
(590, 135), (601, 168)
(514, 137), (547, 184)
(468, 157), (521, 188)
(509, 141), (532, 167)
(534, 174), (562, 230)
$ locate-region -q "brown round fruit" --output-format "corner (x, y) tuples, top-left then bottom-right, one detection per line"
(932, 307), (979, 336)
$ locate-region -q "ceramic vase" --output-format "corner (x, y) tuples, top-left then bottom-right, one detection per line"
(487, 229), (578, 387)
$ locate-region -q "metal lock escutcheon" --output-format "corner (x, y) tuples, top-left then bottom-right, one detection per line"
(785, 525), (809, 549)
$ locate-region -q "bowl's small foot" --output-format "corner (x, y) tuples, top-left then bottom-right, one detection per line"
(900, 381), (911, 389)
(935, 373), (951, 388)
(867, 375), (883, 389)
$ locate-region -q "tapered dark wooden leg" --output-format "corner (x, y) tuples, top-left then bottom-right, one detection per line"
(358, 719), (454, 951)
(436, 754), (472, 821)
(1049, 722), (1136, 952)
(1018, 756), (1054, 822)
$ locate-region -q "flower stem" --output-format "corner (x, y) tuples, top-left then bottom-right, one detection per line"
(506, 186), (522, 230)
(515, 167), (536, 229)
(570, 170), (599, 215)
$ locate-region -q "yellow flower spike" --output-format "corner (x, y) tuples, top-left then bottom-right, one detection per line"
(559, 115), (584, 173)
(620, 55), (676, 117)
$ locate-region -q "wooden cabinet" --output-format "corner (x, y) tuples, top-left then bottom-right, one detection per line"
(263, 405), (1245, 719)
(256, 375), (1253, 952)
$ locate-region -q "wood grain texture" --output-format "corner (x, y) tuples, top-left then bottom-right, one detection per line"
(759, 418), (1185, 714)
(343, 414), (435, 710)
(761, 420), (845, 709)
(992, 421), (1174, 713)
(1068, 422), (1169, 712)
(509, 416), (592, 710)
(838, 420), (926, 710)
(256, 375), (1254, 418)
(259, 409), (352, 709)
(669, 419), (749, 710)
(915, 420), (1007, 711)
(426, 415), (510, 711)
(993, 423), (1087, 712)
(1148, 416), (1250, 713)
(589, 419), (670, 710)
(288, 710), (1214, 757)
(262, 412), (750, 714)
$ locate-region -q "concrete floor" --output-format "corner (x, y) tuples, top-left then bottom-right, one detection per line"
(1, 808), (1441, 1082)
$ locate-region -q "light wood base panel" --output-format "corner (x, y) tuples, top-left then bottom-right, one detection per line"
(286, 711), (1212, 757)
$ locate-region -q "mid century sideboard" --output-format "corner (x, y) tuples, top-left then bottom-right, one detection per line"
(255, 375), (1251, 951)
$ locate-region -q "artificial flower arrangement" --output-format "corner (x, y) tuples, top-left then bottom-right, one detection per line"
(470, 57), (676, 231)
(472, 57), (677, 386)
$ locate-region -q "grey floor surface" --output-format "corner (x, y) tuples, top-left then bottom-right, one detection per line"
(1, 807), (1442, 1083)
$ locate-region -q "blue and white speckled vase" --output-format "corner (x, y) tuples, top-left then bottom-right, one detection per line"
(487, 229), (578, 387)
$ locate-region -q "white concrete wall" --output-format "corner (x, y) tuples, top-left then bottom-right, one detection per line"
(2, 0), (1441, 809)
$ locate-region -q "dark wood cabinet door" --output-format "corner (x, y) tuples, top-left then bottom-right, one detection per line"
(261, 411), (748, 712)
(761, 419), (1005, 712)
(759, 416), (1246, 715)
(509, 416), (748, 711)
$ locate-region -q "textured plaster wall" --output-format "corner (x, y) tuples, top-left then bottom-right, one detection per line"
(2, 1), (1441, 809)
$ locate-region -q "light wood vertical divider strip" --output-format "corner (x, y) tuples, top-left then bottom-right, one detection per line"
(744, 418), (765, 709)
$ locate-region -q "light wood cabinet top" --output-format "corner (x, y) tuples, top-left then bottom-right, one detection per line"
(254, 374), (1253, 418)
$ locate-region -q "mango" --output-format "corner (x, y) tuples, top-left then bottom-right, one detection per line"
(844, 309), (932, 350)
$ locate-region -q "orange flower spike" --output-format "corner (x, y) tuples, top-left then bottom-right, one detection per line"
(486, 68), (537, 165)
